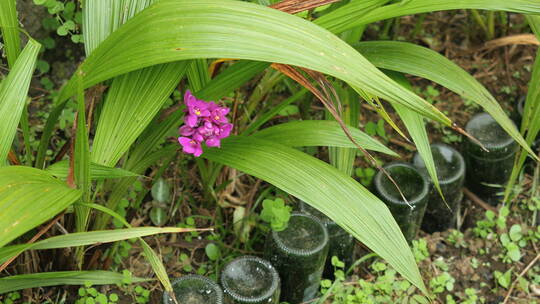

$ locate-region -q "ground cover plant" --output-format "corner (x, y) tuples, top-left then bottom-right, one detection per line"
(0, 0), (539, 303)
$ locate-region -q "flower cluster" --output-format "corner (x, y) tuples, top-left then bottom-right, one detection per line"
(178, 90), (233, 157)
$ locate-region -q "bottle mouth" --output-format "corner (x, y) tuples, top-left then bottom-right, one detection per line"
(271, 212), (329, 257)
(465, 112), (516, 151)
(413, 143), (465, 186)
(220, 256), (280, 303)
(163, 275), (223, 304)
(374, 162), (429, 207)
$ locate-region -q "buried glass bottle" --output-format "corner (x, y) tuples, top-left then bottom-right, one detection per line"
(264, 212), (329, 304)
(464, 112), (517, 202)
(299, 201), (354, 277)
(221, 256), (280, 304)
(162, 275), (223, 304)
(413, 143), (466, 233)
(373, 162), (429, 243)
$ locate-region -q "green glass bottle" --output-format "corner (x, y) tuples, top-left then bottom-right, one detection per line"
(413, 143), (465, 233)
(464, 112), (517, 202)
(299, 201), (354, 277)
(220, 256), (280, 304)
(162, 275), (223, 304)
(264, 212), (329, 303)
(373, 162), (429, 243)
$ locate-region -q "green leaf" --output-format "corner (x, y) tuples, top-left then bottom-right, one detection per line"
(333, 0), (540, 33)
(495, 268), (513, 289)
(151, 178), (170, 203)
(314, 0), (390, 34)
(86, 0), (186, 169)
(0, 39), (40, 166)
(187, 59), (210, 92)
(509, 224), (523, 242)
(278, 105), (299, 116)
(205, 243), (221, 261)
(149, 207), (167, 226)
(91, 62), (188, 167)
(0, 227), (193, 263)
(506, 243), (521, 262)
(0, 166), (81, 248)
(356, 41), (534, 158)
(252, 120), (397, 156)
(504, 17), (540, 201)
(203, 136), (427, 293)
(0, 0), (21, 67)
(58, 0), (451, 126)
(46, 160), (139, 180)
(196, 60), (269, 101)
(382, 70), (443, 206)
(74, 70), (91, 234)
(0, 271), (148, 294)
(260, 198), (291, 231)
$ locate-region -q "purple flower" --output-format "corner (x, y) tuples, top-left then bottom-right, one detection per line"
(208, 102), (230, 124)
(179, 126), (195, 136)
(205, 136), (221, 148)
(185, 114), (199, 128)
(185, 90), (210, 118)
(178, 90), (233, 157)
(216, 123), (233, 139)
(197, 121), (217, 138)
(178, 137), (203, 157)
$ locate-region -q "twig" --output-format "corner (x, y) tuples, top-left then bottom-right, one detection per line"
(463, 188), (498, 213)
(502, 253), (540, 304)
(0, 212), (65, 272)
(270, 0), (341, 14)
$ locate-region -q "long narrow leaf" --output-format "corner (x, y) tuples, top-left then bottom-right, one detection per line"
(0, 40), (40, 166)
(0, 227), (196, 264)
(253, 120), (397, 156)
(0, 0), (21, 67)
(0, 271), (148, 294)
(202, 136), (426, 294)
(356, 41), (535, 158)
(91, 62), (188, 166)
(46, 160), (139, 180)
(329, 0), (540, 33)
(383, 70), (443, 203)
(196, 61), (269, 101)
(504, 17), (540, 201)
(58, 0), (451, 127)
(74, 71), (91, 238)
(0, 166), (81, 248)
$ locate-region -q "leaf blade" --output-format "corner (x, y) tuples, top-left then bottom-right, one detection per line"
(202, 136), (426, 293)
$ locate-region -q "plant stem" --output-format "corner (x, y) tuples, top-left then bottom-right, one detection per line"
(487, 11), (495, 40)
(470, 9), (488, 37)
(20, 102), (33, 166)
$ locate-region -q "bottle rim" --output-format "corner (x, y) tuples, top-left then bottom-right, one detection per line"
(163, 274), (224, 304)
(220, 255), (280, 303)
(465, 112), (516, 150)
(413, 143), (466, 186)
(374, 162), (429, 206)
(271, 212), (329, 257)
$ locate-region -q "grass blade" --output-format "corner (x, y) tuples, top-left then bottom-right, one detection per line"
(58, 0), (452, 127)
(0, 0), (21, 67)
(46, 160), (139, 180)
(253, 120), (397, 156)
(203, 136), (427, 294)
(0, 39), (40, 166)
(356, 40), (535, 158)
(0, 271), (149, 294)
(0, 166), (81, 248)
(0, 227), (199, 263)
